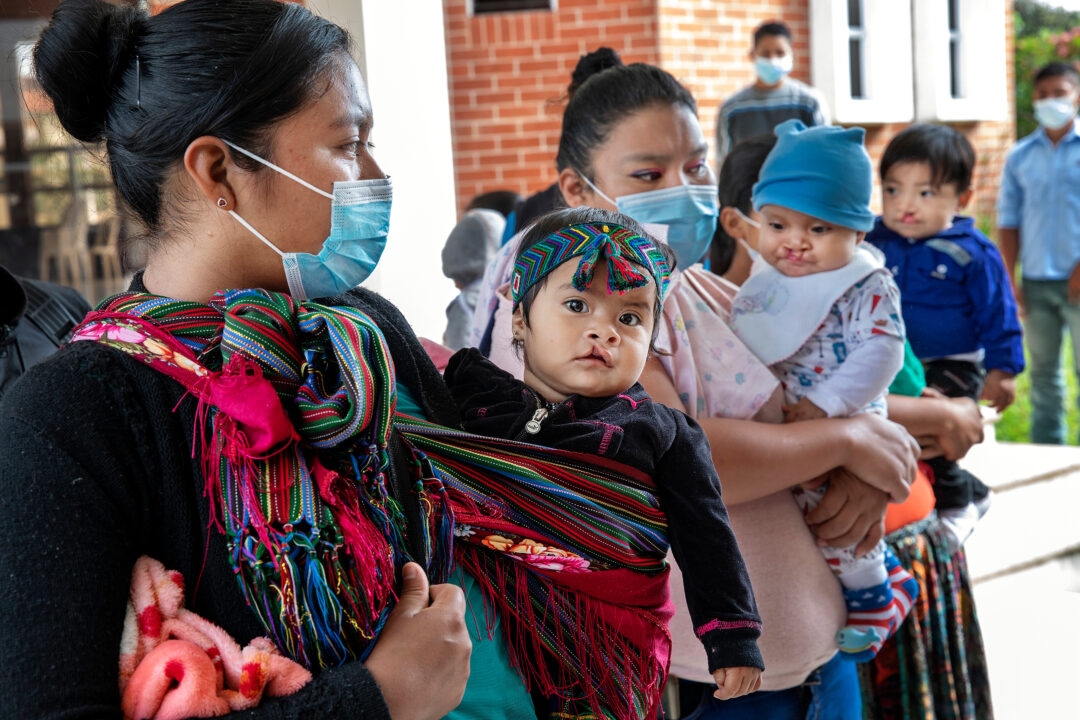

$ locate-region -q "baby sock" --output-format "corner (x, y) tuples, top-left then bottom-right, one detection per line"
(836, 550), (918, 662)
(939, 496), (991, 556)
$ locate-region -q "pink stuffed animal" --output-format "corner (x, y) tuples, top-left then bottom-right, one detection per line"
(119, 556), (311, 720)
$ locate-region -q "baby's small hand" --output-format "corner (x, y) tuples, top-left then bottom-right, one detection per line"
(712, 666), (762, 701)
(783, 396), (827, 423)
(980, 369), (1016, 412)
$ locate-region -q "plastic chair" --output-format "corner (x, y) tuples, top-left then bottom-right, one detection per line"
(38, 196), (92, 298)
(90, 215), (124, 300)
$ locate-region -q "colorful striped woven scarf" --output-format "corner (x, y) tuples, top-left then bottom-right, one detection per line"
(71, 288), (673, 720)
(511, 222), (671, 308)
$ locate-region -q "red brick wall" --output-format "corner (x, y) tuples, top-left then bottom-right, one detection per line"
(443, 0), (1016, 221)
(443, 0), (660, 212)
(657, 0), (1015, 222)
(656, 0), (811, 168)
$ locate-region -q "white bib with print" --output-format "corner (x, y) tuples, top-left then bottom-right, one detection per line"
(730, 245), (886, 365)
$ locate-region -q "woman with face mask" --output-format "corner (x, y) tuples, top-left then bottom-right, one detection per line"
(469, 62), (919, 720)
(712, 134), (994, 720)
(0, 1), (566, 719)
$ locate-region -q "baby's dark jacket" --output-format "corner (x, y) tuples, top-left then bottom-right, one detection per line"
(444, 348), (764, 672)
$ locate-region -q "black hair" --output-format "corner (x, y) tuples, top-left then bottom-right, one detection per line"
(567, 47), (623, 100)
(33, 0), (350, 250)
(879, 123), (975, 193)
(1034, 61), (1080, 86)
(466, 189), (523, 218)
(513, 207), (674, 353)
(753, 21), (791, 48)
(711, 134), (776, 275)
(555, 63), (697, 178)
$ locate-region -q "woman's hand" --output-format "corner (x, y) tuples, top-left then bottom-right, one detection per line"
(891, 390), (983, 461)
(921, 393), (983, 461)
(839, 413), (919, 502)
(365, 563), (471, 720)
(805, 468), (889, 555)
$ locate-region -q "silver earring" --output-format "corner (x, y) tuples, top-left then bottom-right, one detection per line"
(217, 197), (228, 208)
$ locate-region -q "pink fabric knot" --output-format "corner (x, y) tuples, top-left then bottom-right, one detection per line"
(208, 355), (298, 456)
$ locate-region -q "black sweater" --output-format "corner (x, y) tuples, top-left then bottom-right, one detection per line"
(0, 286), (460, 720)
(444, 348), (764, 673)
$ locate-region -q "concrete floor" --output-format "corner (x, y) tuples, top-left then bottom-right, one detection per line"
(962, 440), (1080, 720)
(970, 557), (1080, 719)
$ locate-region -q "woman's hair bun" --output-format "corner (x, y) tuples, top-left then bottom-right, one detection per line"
(568, 47), (623, 98)
(33, 0), (147, 143)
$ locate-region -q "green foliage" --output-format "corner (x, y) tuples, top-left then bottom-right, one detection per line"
(1014, 2), (1080, 138)
(994, 338), (1080, 445)
(974, 210), (1077, 444)
(1015, 0), (1080, 39)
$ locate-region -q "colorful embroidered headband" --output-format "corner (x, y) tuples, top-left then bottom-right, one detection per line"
(511, 223), (671, 309)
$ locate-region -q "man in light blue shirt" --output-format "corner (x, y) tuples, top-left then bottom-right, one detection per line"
(998, 61), (1080, 443)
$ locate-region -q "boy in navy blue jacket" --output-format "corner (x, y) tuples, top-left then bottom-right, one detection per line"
(866, 124), (1024, 553)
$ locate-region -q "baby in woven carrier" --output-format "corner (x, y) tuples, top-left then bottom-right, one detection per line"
(444, 206), (764, 705)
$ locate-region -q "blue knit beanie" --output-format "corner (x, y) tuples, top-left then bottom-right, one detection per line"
(751, 119), (875, 231)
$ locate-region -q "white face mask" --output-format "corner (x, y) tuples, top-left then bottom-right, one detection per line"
(1033, 95), (1078, 131)
(733, 207), (761, 230)
(731, 208), (766, 273)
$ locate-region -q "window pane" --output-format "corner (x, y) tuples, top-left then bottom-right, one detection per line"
(847, 0), (863, 28)
(32, 190), (71, 228)
(88, 189), (116, 225)
(849, 38), (864, 99)
(950, 40), (962, 98)
(74, 151), (112, 188)
(7, 36), (115, 299)
(29, 151), (70, 190)
(0, 152), (8, 231)
(474, 0), (551, 13)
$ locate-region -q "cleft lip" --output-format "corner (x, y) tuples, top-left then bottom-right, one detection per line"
(579, 344), (613, 367)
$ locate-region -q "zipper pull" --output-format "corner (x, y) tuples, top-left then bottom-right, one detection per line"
(525, 406), (548, 434)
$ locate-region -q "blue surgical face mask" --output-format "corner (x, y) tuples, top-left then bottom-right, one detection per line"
(1033, 95), (1078, 131)
(222, 140), (392, 301)
(754, 55), (793, 86)
(579, 175), (719, 268)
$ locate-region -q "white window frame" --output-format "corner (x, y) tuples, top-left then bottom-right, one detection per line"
(912, 0), (1008, 122)
(810, 0), (914, 124)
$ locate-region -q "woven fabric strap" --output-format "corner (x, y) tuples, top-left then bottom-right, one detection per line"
(73, 289), (446, 671)
(395, 416), (672, 720)
(511, 222), (671, 308)
(71, 288), (672, 720)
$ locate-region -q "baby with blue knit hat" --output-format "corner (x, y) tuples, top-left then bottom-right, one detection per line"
(730, 119), (919, 662)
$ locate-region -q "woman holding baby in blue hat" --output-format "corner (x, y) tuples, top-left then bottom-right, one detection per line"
(469, 60), (922, 719)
